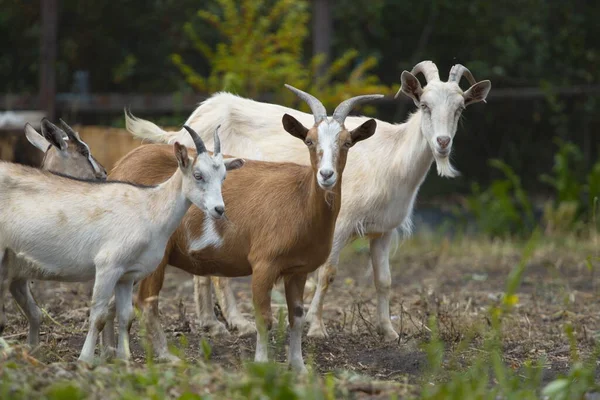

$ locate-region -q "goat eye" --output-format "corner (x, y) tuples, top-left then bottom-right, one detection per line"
(421, 104), (430, 112)
(194, 173), (204, 181)
(343, 141), (352, 148)
(305, 139), (313, 146)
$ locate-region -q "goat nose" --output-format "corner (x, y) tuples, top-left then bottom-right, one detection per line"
(436, 136), (451, 148)
(319, 169), (334, 180)
(214, 206), (225, 216)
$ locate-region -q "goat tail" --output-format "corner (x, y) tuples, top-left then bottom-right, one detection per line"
(125, 109), (190, 146)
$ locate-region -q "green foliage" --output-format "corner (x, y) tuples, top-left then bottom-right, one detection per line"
(541, 138), (600, 233)
(170, 0), (393, 111)
(421, 233), (542, 399)
(464, 159), (534, 237)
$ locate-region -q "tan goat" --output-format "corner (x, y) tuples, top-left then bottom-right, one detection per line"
(108, 85), (382, 372)
(0, 119), (107, 345)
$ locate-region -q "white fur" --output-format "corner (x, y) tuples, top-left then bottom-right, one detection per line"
(0, 144), (230, 362)
(316, 119), (341, 187)
(187, 217), (223, 252)
(125, 75), (488, 340)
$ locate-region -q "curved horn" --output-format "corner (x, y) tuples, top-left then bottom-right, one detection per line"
(332, 94), (384, 124)
(59, 119), (81, 141)
(284, 84), (327, 124)
(183, 125), (207, 154)
(213, 124), (221, 155)
(411, 61), (440, 83)
(448, 64), (477, 86)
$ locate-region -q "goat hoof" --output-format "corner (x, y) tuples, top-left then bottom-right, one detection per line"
(230, 319), (256, 337)
(157, 352), (182, 363)
(77, 356), (95, 367)
(290, 362), (309, 375)
(307, 321), (328, 338)
(379, 327), (400, 342)
(200, 320), (230, 337)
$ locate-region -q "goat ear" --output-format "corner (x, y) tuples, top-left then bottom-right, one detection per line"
(24, 123), (51, 152)
(464, 80), (491, 106)
(282, 114), (309, 140)
(40, 119), (68, 151)
(174, 142), (190, 169)
(399, 71), (423, 105)
(224, 158), (245, 171)
(349, 119), (377, 145)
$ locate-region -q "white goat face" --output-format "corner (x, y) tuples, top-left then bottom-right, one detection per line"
(400, 63), (491, 177)
(417, 81), (465, 159)
(174, 143), (244, 219)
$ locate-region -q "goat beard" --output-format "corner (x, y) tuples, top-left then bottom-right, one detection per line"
(434, 154), (460, 178)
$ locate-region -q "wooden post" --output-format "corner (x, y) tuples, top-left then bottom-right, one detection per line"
(312, 0), (332, 79)
(40, 0), (58, 120)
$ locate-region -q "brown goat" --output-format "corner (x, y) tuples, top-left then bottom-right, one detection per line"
(109, 86), (382, 371)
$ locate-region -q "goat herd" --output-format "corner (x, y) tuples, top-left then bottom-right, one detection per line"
(0, 61), (491, 373)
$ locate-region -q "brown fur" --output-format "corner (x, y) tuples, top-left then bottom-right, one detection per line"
(109, 140), (342, 327)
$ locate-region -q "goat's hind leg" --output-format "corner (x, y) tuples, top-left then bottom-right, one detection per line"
(213, 277), (256, 337)
(100, 297), (117, 360)
(137, 262), (179, 362)
(9, 279), (42, 348)
(114, 278), (135, 360)
(285, 273), (308, 374)
(193, 275), (228, 336)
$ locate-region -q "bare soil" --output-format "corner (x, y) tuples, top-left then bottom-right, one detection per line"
(2, 236), (599, 386)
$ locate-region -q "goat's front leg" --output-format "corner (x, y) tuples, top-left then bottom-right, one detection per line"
(114, 278), (135, 360)
(79, 268), (121, 364)
(137, 262), (179, 362)
(251, 264), (278, 363)
(9, 279), (42, 348)
(212, 276), (256, 337)
(370, 230), (398, 341)
(284, 273), (308, 374)
(193, 275), (228, 336)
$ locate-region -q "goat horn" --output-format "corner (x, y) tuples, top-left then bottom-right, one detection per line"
(332, 94), (384, 124)
(183, 125), (207, 154)
(59, 119), (82, 141)
(284, 84), (327, 124)
(213, 124), (221, 155)
(411, 61), (440, 83)
(448, 64), (477, 86)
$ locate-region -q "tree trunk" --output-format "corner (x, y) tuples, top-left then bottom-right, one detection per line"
(312, 0), (332, 80)
(40, 0), (58, 120)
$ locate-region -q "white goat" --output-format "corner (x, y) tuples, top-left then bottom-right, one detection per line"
(0, 126), (243, 362)
(126, 61), (491, 341)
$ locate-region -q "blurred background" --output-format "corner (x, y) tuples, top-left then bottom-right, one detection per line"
(1, 0), (598, 236)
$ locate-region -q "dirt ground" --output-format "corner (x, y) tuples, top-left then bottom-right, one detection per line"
(2, 235), (599, 386)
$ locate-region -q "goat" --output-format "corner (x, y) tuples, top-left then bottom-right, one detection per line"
(125, 61), (491, 341)
(25, 119), (108, 181)
(0, 119), (108, 345)
(0, 126), (243, 362)
(109, 85), (382, 372)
